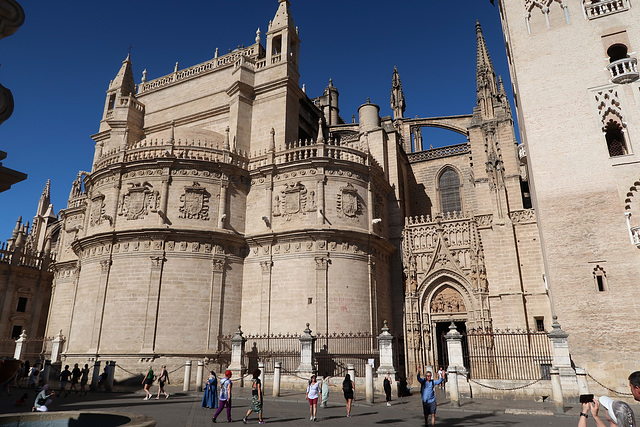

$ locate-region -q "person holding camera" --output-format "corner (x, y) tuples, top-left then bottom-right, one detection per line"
(579, 395), (636, 427)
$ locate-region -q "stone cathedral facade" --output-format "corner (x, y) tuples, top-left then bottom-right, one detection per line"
(27, 0), (553, 378)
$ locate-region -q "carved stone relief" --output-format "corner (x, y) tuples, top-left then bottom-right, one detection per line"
(90, 193), (113, 227)
(117, 182), (160, 220)
(430, 286), (466, 314)
(336, 183), (361, 218)
(179, 181), (210, 220)
(273, 181), (315, 220)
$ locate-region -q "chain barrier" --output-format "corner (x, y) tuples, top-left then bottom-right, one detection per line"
(114, 364), (142, 377)
(588, 374), (633, 396)
(282, 367), (315, 382)
(468, 377), (543, 391)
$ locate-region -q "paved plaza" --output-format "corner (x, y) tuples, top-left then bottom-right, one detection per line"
(0, 383), (587, 426)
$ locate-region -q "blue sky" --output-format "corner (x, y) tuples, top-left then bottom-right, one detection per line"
(0, 0), (510, 240)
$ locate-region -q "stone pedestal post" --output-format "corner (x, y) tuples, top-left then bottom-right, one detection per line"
(90, 360), (101, 390)
(258, 362), (265, 391)
(347, 364), (356, 387)
(196, 360), (204, 392)
(13, 330), (26, 360)
(50, 331), (63, 364)
(365, 363), (374, 403)
(106, 361), (116, 392)
(377, 320), (397, 397)
(550, 367), (565, 414)
(42, 360), (51, 384)
(297, 324), (316, 376)
(444, 322), (465, 372)
(447, 366), (460, 407)
(229, 326), (247, 385)
(273, 362), (281, 397)
(548, 317), (577, 397)
(183, 361), (192, 392)
(576, 368), (589, 395)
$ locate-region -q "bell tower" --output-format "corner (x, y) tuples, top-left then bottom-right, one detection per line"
(265, 0), (300, 72)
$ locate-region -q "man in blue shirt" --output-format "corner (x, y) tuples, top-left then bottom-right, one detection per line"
(417, 366), (443, 426)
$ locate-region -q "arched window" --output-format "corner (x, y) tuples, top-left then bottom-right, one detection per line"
(604, 119), (628, 157)
(439, 168), (462, 214)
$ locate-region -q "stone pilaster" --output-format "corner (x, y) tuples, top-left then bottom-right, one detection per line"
(314, 257), (328, 335)
(141, 256), (165, 352)
(207, 257), (226, 350)
(218, 181), (228, 229)
(89, 259), (111, 353)
(260, 260), (272, 335)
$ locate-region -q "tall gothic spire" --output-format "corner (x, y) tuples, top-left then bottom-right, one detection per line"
(476, 21), (498, 118)
(109, 53), (136, 96)
(390, 66), (406, 120)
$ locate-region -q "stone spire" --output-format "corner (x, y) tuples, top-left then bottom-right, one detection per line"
(35, 180), (51, 218)
(390, 66), (406, 120)
(476, 21), (498, 119)
(271, 0), (295, 32)
(108, 53), (136, 96)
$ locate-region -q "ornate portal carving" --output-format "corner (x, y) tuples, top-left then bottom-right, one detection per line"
(118, 182), (160, 220)
(179, 182), (210, 220)
(336, 183), (361, 218)
(430, 286), (466, 313)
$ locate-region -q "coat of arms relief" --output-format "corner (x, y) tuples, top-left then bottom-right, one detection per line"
(336, 183), (361, 218)
(179, 182), (210, 220)
(273, 181), (316, 221)
(117, 182), (160, 220)
(89, 193), (113, 227)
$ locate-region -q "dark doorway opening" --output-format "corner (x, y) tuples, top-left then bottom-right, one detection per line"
(437, 321), (468, 370)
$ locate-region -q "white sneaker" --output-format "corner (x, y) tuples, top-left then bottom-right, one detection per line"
(310, 417), (313, 421)
(386, 402), (391, 406)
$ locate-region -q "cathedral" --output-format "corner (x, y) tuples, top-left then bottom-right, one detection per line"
(5, 0), (565, 385)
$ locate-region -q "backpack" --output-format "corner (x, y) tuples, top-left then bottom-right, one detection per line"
(219, 378), (228, 400)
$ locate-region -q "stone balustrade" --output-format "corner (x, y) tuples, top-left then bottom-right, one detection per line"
(137, 44), (259, 94)
(405, 210), (469, 226)
(94, 138), (249, 170)
(607, 57), (639, 84)
(407, 143), (470, 163)
(584, 0), (628, 19)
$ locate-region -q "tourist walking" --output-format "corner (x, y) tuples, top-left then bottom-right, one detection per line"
(319, 373), (330, 408)
(59, 365), (71, 397)
(383, 373), (393, 406)
(212, 370), (233, 423)
(417, 366), (443, 426)
(142, 366), (154, 400)
(70, 364), (81, 394)
(80, 364), (89, 395)
(306, 374), (320, 421)
(342, 374), (355, 417)
(202, 371), (218, 409)
(32, 384), (54, 412)
(156, 365), (170, 399)
(243, 368), (264, 424)
(438, 366), (446, 389)
(27, 364), (39, 389)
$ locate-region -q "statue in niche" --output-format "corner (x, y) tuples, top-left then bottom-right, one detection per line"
(273, 195), (281, 216)
(307, 190), (317, 212)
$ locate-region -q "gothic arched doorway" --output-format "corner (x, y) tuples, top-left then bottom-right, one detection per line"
(427, 285), (469, 371)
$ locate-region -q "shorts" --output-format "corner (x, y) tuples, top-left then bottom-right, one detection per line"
(422, 400), (437, 415)
(343, 391), (353, 400)
(144, 378), (153, 385)
(308, 397), (318, 406)
(60, 381), (68, 389)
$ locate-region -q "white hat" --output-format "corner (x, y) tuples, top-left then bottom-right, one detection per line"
(599, 396), (618, 424)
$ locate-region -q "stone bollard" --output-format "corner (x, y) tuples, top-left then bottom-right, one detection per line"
(377, 320), (397, 398)
(106, 361), (116, 392)
(273, 362), (281, 397)
(550, 367), (565, 414)
(183, 361), (192, 392)
(365, 363), (374, 403)
(42, 360), (51, 384)
(448, 366), (460, 407)
(90, 360), (101, 390)
(196, 361), (204, 392)
(575, 368), (589, 395)
(258, 362), (265, 391)
(347, 364), (356, 391)
(13, 330), (26, 360)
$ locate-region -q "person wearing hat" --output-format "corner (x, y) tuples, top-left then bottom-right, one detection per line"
(580, 396), (636, 427)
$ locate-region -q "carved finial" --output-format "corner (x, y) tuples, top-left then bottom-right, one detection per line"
(141, 69), (147, 83)
(328, 78), (333, 87)
(367, 97), (370, 103)
(169, 120), (175, 143)
(269, 128), (276, 152)
(174, 62), (179, 73)
(317, 118), (324, 143)
(302, 84), (306, 93)
(223, 127), (230, 150)
(255, 27), (261, 44)
(214, 47), (219, 58)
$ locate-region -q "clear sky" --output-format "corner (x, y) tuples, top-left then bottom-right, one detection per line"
(0, 0), (511, 240)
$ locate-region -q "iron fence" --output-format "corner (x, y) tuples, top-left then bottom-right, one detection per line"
(218, 333), (301, 375)
(315, 332), (380, 377)
(463, 328), (552, 380)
